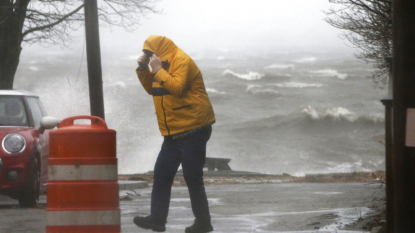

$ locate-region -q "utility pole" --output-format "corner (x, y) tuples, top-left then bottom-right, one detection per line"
(392, 0), (415, 231)
(381, 56), (394, 233)
(84, 0), (105, 120)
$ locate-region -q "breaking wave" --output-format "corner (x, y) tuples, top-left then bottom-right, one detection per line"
(206, 88), (226, 95)
(245, 82), (322, 95)
(271, 82), (323, 88)
(246, 85), (282, 95)
(264, 64), (295, 70)
(222, 69), (264, 81)
(29, 66), (39, 71)
(309, 69), (348, 80)
(301, 105), (384, 123)
(107, 81), (127, 88)
(295, 57), (317, 63)
(326, 160), (372, 173)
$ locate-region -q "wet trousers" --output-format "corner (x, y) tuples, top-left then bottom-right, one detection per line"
(150, 126), (212, 222)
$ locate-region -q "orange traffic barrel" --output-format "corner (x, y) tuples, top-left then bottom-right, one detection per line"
(46, 116), (120, 233)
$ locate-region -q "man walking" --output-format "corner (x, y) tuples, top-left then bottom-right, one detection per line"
(133, 35), (215, 233)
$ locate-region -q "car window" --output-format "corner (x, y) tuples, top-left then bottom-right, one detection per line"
(26, 97), (44, 128)
(36, 98), (47, 116)
(0, 96), (29, 127)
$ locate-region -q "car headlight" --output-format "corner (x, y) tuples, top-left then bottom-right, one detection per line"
(2, 133), (26, 154)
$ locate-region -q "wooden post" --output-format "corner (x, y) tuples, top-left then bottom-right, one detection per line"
(392, 0), (415, 231)
(84, 0), (105, 119)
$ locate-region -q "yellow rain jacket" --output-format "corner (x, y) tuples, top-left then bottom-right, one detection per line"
(136, 36), (215, 136)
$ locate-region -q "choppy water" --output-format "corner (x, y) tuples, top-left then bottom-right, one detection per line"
(15, 50), (386, 175)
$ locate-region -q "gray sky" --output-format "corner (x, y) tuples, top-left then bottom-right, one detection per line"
(23, 0), (353, 57)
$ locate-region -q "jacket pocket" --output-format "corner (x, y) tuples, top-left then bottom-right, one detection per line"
(172, 105), (192, 111)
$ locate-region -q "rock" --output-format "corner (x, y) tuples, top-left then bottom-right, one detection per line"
(120, 195), (133, 201)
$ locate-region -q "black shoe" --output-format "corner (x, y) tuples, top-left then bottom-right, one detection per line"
(133, 215), (166, 232)
(185, 218), (213, 233)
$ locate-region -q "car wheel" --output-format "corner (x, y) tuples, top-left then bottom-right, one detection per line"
(18, 158), (40, 208)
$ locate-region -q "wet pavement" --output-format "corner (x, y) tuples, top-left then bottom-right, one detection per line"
(0, 183), (384, 232)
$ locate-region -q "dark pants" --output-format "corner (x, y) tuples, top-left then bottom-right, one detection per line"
(151, 126), (212, 222)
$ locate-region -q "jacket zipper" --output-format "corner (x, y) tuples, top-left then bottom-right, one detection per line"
(161, 96), (170, 135)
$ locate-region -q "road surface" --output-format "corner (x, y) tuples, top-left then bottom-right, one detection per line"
(0, 183), (384, 232)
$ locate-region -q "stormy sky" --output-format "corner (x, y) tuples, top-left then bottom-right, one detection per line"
(22, 0), (354, 58)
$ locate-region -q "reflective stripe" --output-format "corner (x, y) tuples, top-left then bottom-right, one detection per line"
(46, 210), (120, 226)
(48, 165), (118, 181)
(152, 87), (170, 96)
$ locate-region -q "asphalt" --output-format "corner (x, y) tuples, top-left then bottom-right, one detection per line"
(0, 182), (385, 233)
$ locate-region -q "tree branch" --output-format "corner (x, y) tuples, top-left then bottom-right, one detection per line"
(22, 2), (84, 38)
(349, 0), (389, 20)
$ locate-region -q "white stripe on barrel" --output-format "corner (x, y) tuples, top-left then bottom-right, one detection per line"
(46, 210), (121, 226)
(48, 165), (118, 181)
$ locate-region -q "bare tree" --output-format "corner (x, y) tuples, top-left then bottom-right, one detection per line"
(325, 0), (392, 88)
(0, 0), (158, 89)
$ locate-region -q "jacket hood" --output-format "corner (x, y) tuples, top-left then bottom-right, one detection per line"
(143, 35), (178, 61)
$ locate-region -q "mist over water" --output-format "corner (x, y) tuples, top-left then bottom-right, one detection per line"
(14, 48), (386, 175)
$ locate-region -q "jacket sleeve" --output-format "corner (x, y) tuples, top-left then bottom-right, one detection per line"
(153, 57), (190, 97)
(136, 67), (153, 95)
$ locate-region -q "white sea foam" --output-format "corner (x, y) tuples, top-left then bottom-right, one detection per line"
(246, 84), (262, 89)
(293, 172), (306, 177)
(206, 88), (226, 95)
(264, 64), (295, 69)
(246, 85), (281, 95)
(222, 208), (371, 233)
(327, 161), (372, 173)
(302, 106), (356, 121)
(271, 82), (323, 88)
(310, 69), (348, 80)
(222, 69), (264, 81)
(108, 81), (127, 88)
(295, 57), (317, 63)
(301, 105), (384, 122)
(322, 207), (372, 231)
(29, 66), (39, 71)
(248, 89), (280, 95)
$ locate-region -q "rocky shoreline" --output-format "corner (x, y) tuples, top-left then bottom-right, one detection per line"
(119, 170), (386, 186)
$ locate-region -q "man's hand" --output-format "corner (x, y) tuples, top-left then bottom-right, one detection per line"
(137, 53), (150, 68)
(149, 54), (162, 72)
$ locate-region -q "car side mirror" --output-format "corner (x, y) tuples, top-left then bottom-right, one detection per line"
(40, 116), (59, 134)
